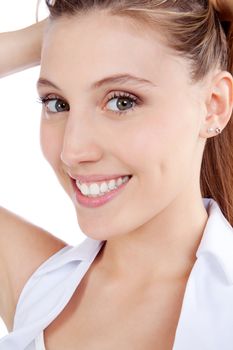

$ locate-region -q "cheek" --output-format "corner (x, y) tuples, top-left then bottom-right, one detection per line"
(127, 101), (200, 184)
(40, 120), (64, 170)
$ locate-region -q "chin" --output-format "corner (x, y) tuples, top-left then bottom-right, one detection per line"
(81, 226), (112, 241)
(77, 219), (119, 241)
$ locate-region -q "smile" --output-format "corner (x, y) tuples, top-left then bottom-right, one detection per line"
(71, 175), (133, 208)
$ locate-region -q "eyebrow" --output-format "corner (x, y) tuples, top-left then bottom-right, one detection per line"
(37, 78), (61, 90)
(91, 73), (157, 89)
(36, 73), (157, 91)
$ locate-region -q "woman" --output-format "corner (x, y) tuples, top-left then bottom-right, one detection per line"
(1, 0), (233, 349)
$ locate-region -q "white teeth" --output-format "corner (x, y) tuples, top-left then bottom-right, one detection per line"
(117, 177), (123, 186)
(76, 175), (131, 197)
(89, 183), (100, 196)
(80, 184), (89, 196)
(122, 176), (129, 184)
(108, 179), (116, 190)
(100, 182), (108, 193)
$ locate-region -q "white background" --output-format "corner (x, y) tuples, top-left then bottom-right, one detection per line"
(0, 0), (85, 337)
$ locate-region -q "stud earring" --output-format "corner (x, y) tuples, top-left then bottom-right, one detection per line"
(207, 127), (221, 134)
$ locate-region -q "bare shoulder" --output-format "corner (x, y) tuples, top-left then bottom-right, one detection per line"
(0, 206), (68, 332)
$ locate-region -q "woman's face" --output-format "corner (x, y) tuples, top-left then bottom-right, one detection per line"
(38, 11), (206, 240)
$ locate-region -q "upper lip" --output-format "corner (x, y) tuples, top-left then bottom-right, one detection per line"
(68, 173), (132, 183)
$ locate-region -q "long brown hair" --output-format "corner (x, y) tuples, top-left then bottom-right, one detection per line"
(43, 0), (233, 225)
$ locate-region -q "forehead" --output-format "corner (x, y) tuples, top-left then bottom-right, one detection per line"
(41, 11), (187, 90)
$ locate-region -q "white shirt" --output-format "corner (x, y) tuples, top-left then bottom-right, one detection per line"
(0, 198), (233, 350)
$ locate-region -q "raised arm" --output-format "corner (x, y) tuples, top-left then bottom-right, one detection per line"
(0, 19), (47, 78)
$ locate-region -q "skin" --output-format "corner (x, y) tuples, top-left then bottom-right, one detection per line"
(0, 0), (231, 77)
(37, 10), (233, 287)
(0, 4), (232, 348)
(0, 19), (47, 78)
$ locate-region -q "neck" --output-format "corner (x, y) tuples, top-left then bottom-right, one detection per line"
(97, 194), (208, 284)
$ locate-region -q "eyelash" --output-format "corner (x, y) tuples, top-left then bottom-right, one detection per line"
(37, 91), (141, 117)
(106, 91), (140, 115)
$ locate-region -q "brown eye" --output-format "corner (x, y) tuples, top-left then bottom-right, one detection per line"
(105, 92), (139, 115)
(107, 96), (135, 112)
(40, 97), (70, 113)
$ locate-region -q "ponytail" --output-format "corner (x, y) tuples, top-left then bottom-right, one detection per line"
(200, 21), (233, 226)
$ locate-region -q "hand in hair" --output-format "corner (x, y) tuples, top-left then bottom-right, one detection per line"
(0, 19), (47, 79)
(210, 0), (233, 21)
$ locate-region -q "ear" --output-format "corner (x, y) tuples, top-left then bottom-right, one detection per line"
(200, 70), (233, 139)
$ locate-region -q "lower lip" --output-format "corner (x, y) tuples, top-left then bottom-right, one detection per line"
(72, 176), (132, 208)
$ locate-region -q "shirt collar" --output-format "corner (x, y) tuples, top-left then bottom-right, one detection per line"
(37, 198), (233, 284)
(196, 198), (233, 285)
(36, 237), (105, 277)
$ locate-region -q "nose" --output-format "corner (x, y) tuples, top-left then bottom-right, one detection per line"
(60, 114), (103, 168)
